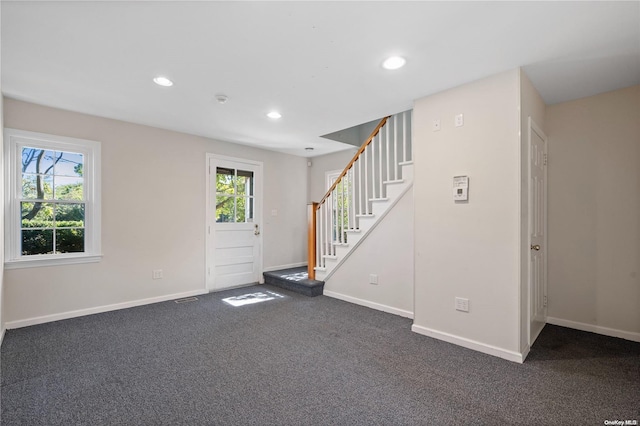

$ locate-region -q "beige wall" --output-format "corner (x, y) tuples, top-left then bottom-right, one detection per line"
(412, 70), (523, 361)
(307, 148), (357, 202)
(546, 85), (640, 338)
(0, 94), (3, 336)
(3, 98), (308, 326)
(0, 11), (4, 338)
(519, 70), (547, 352)
(324, 189), (414, 318)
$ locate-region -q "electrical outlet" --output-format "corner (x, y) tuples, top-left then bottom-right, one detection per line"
(455, 297), (469, 312)
(152, 269), (163, 280)
(455, 113), (464, 127)
(369, 274), (378, 285)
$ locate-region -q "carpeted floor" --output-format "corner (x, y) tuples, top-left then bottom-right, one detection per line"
(1, 284), (638, 425)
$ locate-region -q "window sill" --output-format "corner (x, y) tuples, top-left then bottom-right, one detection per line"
(4, 254), (103, 270)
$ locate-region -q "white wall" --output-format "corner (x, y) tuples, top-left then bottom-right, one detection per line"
(546, 85), (640, 340)
(3, 98), (308, 327)
(324, 189), (414, 318)
(412, 70), (524, 362)
(519, 70), (546, 353)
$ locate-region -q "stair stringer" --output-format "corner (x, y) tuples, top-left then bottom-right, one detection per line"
(316, 175), (413, 282)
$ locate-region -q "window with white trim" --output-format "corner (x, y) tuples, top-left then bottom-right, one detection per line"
(4, 129), (101, 268)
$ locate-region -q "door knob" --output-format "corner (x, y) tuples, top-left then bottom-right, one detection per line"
(531, 244), (541, 251)
(254, 224), (260, 236)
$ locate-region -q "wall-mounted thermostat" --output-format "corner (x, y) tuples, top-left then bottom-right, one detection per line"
(453, 176), (469, 201)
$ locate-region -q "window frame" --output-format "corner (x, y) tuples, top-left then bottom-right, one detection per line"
(214, 166), (255, 224)
(4, 128), (102, 269)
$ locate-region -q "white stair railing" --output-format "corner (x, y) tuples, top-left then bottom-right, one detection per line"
(308, 110), (412, 279)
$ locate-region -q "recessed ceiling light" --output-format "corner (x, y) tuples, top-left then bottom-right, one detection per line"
(382, 56), (406, 70)
(153, 76), (173, 87)
(267, 111), (282, 119)
(215, 94), (229, 104)
(305, 147), (314, 151)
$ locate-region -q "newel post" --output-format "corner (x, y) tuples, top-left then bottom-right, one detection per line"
(307, 202), (318, 280)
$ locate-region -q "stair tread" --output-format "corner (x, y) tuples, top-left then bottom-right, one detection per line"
(384, 179), (404, 184)
(263, 267), (324, 297)
(370, 198), (389, 202)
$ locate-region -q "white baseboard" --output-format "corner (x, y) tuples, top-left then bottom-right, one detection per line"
(323, 290), (414, 319)
(5, 289), (209, 330)
(411, 324), (525, 363)
(262, 262), (307, 273)
(0, 327), (5, 347)
(546, 317), (640, 342)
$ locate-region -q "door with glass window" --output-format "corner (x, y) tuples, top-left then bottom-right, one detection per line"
(207, 155), (262, 291)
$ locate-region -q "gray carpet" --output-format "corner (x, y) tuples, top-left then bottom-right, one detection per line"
(1, 284), (638, 425)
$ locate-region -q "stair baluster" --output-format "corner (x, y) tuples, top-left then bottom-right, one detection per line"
(308, 111), (412, 281)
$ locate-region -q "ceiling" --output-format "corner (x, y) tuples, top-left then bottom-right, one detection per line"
(2, 1), (639, 158)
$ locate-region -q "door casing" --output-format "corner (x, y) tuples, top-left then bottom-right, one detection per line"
(205, 153), (263, 291)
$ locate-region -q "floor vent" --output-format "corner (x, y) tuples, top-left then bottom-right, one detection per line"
(174, 297), (198, 304)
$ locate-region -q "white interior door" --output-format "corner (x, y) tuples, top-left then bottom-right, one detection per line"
(529, 117), (548, 345)
(206, 155), (262, 291)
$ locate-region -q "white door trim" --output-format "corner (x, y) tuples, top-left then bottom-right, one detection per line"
(527, 116), (548, 346)
(205, 153), (264, 292)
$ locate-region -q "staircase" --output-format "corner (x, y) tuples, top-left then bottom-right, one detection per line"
(263, 266), (324, 297)
(309, 110), (413, 282)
